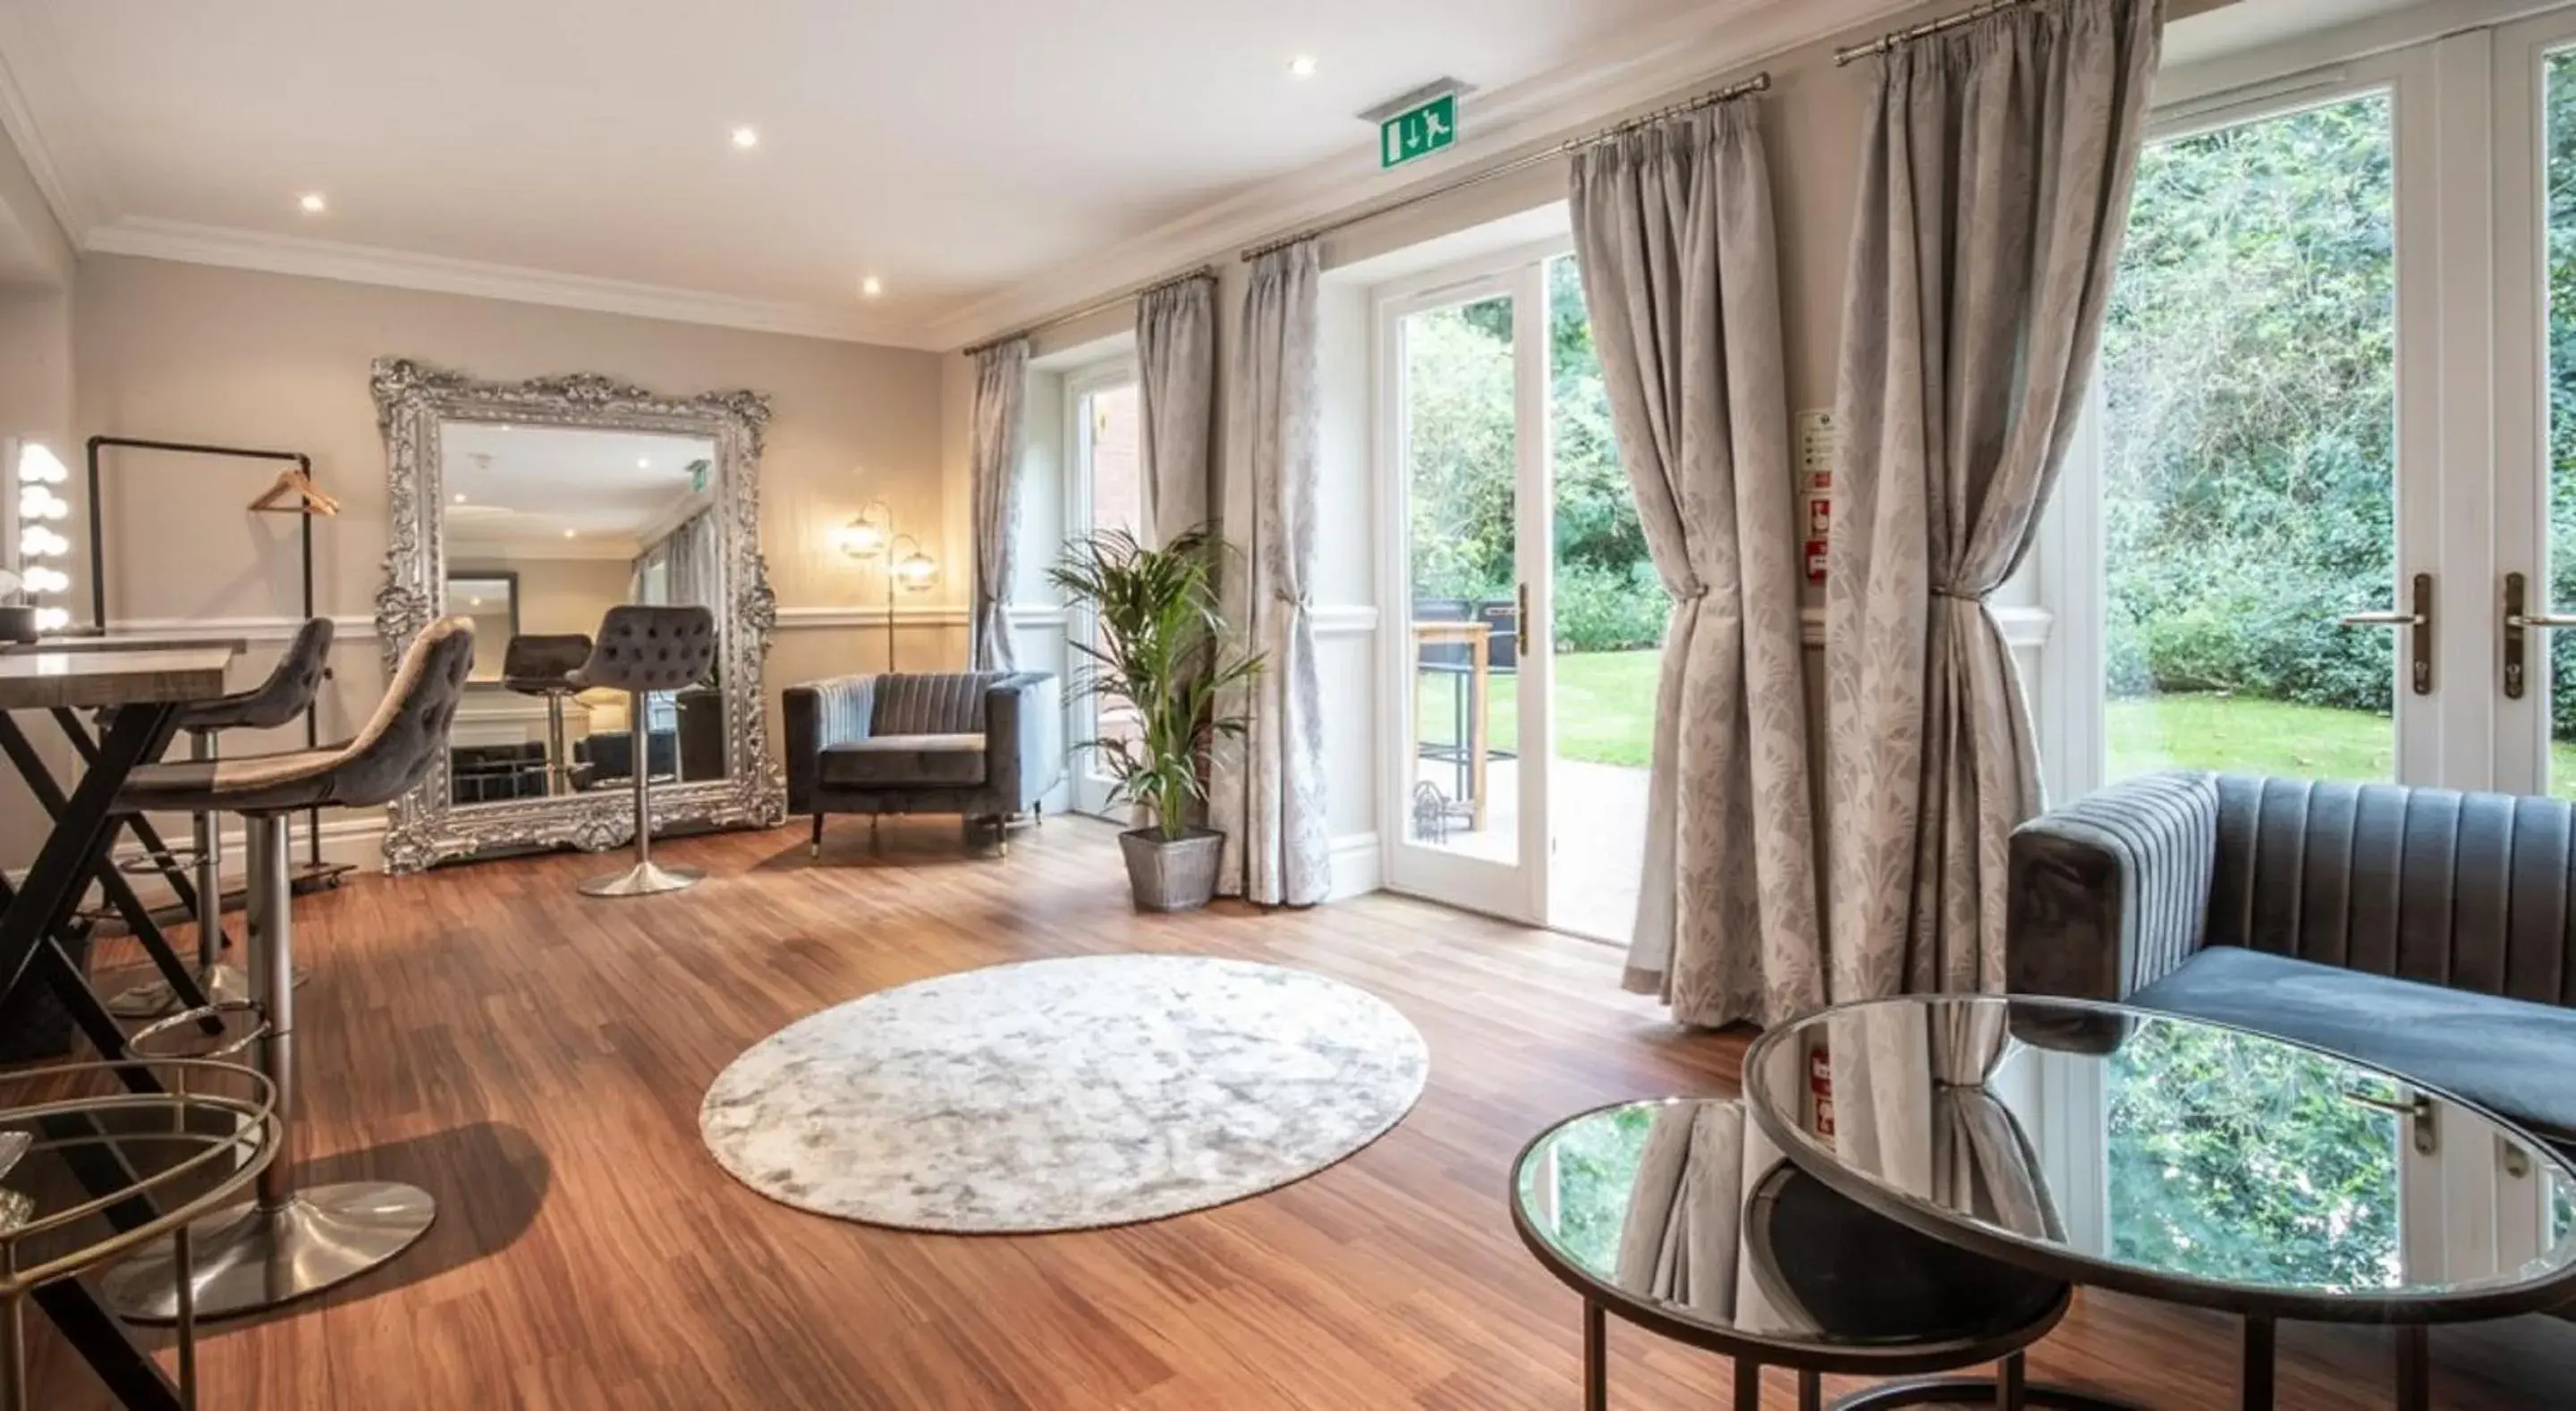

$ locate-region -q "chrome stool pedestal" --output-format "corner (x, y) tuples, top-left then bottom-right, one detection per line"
(103, 815), (436, 1322)
(573, 605), (717, 899)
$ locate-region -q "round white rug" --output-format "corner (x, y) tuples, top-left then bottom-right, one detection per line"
(699, 955), (1430, 1233)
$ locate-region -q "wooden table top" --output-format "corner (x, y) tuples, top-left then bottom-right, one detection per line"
(0, 645), (239, 711)
(1411, 621), (1492, 643)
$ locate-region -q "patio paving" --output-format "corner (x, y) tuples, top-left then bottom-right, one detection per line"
(1410, 754), (1647, 944)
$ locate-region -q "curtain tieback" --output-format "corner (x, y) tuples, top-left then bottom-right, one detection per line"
(1930, 586), (1984, 604)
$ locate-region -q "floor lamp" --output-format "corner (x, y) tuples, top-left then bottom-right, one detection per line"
(835, 501), (938, 673)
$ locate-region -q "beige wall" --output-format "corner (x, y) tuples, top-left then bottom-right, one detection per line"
(0, 254), (955, 869)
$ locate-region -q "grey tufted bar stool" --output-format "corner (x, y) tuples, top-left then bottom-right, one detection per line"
(501, 632), (593, 796)
(97, 615), (476, 1322)
(573, 605), (717, 897)
(106, 615), (335, 1019)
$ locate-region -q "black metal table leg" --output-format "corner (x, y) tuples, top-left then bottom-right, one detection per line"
(1734, 1356), (1762, 1411)
(49, 707), (207, 927)
(2395, 1325), (2429, 1411)
(0, 713), (212, 1025)
(1584, 1299), (1607, 1411)
(0, 704), (178, 1093)
(1800, 1368), (1824, 1411)
(2241, 1317), (2275, 1411)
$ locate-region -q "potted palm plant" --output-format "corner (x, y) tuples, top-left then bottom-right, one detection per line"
(1048, 525), (1262, 912)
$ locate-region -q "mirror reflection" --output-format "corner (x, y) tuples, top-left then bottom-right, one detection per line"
(440, 423), (726, 807)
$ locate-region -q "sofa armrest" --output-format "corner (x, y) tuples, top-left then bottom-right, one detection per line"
(982, 673), (1063, 814)
(782, 674), (878, 815)
(2008, 771), (2221, 1003)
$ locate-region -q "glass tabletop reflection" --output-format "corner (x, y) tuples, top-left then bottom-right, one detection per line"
(1740, 996), (2576, 1320)
(1512, 1098), (2066, 1356)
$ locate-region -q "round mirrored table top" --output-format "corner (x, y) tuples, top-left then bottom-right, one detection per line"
(1511, 1098), (2068, 1365)
(1741, 996), (2576, 1322)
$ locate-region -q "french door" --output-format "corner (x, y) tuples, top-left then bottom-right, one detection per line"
(2053, 4), (2576, 803)
(1374, 241), (1656, 939)
(1064, 359), (1142, 818)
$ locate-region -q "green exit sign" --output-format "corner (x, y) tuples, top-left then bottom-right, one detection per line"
(1380, 92), (1458, 170)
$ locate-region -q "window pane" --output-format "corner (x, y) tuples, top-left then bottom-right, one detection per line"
(2100, 94), (2398, 785)
(1403, 294), (1520, 863)
(2546, 52), (2576, 797)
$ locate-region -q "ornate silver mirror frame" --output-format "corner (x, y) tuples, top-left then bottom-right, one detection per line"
(369, 357), (784, 872)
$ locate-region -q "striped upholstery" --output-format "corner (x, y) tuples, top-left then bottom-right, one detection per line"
(2007, 771), (2218, 1001)
(809, 675), (876, 746)
(2204, 776), (2575, 1005)
(872, 673), (989, 736)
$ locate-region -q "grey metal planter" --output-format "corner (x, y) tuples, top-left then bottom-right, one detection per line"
(1119, 827), (1224, 912)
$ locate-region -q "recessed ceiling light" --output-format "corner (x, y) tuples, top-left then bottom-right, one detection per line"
(496, 424), (511, 433)
(470, 596), (484, 607)
(860, 275), (884, 298)
(731, 125), (760, 150)
(298, 192), (327, 214)
(1287, 55), (1319, 80)
(637, 458), (651, 469)
(453, 493), (467, 503)
(563, 528), (577, 538)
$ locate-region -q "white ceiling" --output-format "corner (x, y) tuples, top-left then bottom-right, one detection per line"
(0, 0), (1758, 348)
(442, 423), (709, 554)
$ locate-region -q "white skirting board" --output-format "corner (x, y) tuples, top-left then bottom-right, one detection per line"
(1327, 832), (1382, 902)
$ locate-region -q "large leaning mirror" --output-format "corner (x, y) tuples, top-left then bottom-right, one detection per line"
(371, 358), (784, 871)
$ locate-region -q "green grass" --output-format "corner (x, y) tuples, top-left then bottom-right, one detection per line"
(1415, 649), (1659, 768)
(2111, 692), (2576, 791)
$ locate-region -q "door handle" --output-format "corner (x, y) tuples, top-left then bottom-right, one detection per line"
(1515, 582), (1530, 659)
(2336, 572), (2432, 696)
(2500, 571), (2576, 699)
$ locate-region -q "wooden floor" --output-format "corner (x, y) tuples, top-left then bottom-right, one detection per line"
(26, 815), (2576, 1409)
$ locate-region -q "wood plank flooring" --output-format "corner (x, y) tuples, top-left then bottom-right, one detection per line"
(25, 815), (2576, 1409)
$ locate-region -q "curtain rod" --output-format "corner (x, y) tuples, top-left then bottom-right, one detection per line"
(1835, 0), (2045, 65)
(1238, 71), (1772, 265)
(962, 265), (1220, 359)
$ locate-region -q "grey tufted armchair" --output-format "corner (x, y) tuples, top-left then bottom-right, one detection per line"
(782, 671), (1062, 857)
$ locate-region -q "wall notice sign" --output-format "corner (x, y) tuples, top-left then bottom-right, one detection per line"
(1796, 409), (1842, 585)
(1380, 91), (1459, 169)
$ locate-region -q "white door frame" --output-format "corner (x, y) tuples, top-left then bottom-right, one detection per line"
(1062, 355), (1140, 818)
(1371, 237), (1570, 925)
(2035, 41), (2467, 798)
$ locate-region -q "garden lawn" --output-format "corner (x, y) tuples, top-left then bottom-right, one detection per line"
(2112, 692), (2576, 790)
(1415, 648), (1660, 769)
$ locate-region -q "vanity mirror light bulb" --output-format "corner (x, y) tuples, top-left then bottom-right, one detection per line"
(19, 486), (68, 520)
(13, 444), (66, 485)
(20, 526), (66, 557)
(31, 606), (68, 632)
(21, 566), (67, 594)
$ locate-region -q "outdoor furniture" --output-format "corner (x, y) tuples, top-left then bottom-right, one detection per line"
(1411, 619), (1491, 832)
(2009, 771), (2576, 1154)
(783, 671), (1061, 857)
(1741, 993), (2576, 1411)
(1512, 1096), (2075, 1411)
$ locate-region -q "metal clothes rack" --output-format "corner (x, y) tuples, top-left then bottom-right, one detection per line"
(83, 435), (352, 891)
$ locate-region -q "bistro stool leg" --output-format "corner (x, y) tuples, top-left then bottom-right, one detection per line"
(100, 814), (437, 1321)
(1800, 1369), (1824, 1411)
(106, 731), (250, 1018)
(580, 689), (701, 897)
(2241, 1316), (2275, 1411)
(1735, 1357), (1762, 1411)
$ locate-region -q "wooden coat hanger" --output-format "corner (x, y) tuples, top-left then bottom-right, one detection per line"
(248, 465), (341, 517)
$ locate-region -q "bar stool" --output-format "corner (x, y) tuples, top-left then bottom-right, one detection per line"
(106, 616), (335, 1019)
(97, 615), (476, 1321)
(500, 632), (591, 796)
(575, 604), (716, 898)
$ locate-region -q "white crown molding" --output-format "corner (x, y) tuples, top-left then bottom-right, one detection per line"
(0, 5), (104, 241)
(921, 0), (1920, 351)
(448, 535), (641, 562)
(81, 217), (938, 349)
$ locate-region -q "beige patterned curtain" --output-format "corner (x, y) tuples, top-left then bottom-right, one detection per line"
(1211, 242), (1329, 905)
(1136, 274), (1216, 547)
(1570, 100), (1823, 1028)
(1824, 0), (2161, 998)
(970, 338), (1031, 672)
